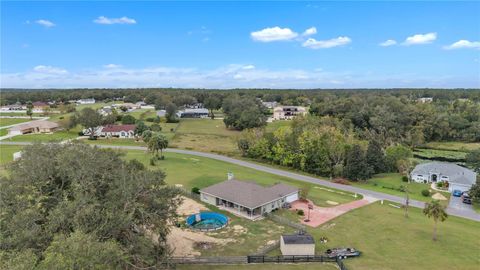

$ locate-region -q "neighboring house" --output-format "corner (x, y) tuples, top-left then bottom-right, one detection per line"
(417, 97), (433, 103)
(200, 176), (299, 220)
(262, 101), (278, 109)
(0, 104), (26, 112)
(98, 107), (113, 116)
(273, 106), (307, 120)
(184, 103), (204, 109)
(8, 120), (59, 135)
(157, 110), (166, 117)
(410, 162), (477, 192)
(113, 103), (140, 111)
(77, 98), (96, 105)
(177, 108), (209, 118)
(32, 101), (49, 112)
(280, 233), (315, 256)
(100, 124), (135, 138)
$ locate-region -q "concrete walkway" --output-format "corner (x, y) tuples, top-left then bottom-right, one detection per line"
(1, 141), (479, 222)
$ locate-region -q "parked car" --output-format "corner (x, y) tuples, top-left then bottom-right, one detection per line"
(325, 247), (361, 259)
(452, 190), (463, 197)
(462, 194), (472, 204)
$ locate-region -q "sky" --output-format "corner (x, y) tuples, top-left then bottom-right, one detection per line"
(1, 1), (479, 89)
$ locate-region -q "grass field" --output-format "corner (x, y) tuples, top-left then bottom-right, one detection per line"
(265, 120), (291, 133)
(170, 119), (240, 155)
(4, 129), (80, 142)
(124, 150), (359, 207)
(0, 118), (32, 127)
(425, 141), (480, 152)
(85, 138), (146, 147)
(351, 173), (450, 203)
(414, 148), (467, 160)
(0, 129), (7, 136)
(308, 202), (479, 270)
(0, 145), (23, 165)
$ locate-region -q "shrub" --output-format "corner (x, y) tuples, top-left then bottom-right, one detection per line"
(150, 124), (162, 132)
(332, 178), (351, 185)
(402, 176), (408, 182)
(297, 209), (304, 216)
(149, 157), (156, 166)
(436, 182), (443, 188)
(191, 187), (200, 194)
(145, 117), (155, 122)
(421, 189), (430, 197)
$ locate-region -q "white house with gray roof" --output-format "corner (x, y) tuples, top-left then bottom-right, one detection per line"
(200, 177), (299, 220)
(410, 162), (477, 192)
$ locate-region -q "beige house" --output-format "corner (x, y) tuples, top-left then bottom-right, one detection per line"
(280, 233), (315, 256)
(273, 106), (307, 120)
(8, 120), (59, 135)
(200, 178), (299, 220)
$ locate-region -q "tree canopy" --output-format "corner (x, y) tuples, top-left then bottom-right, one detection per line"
(0, 143), (181, 269)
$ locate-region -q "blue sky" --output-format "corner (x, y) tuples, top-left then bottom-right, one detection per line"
(1, 1), (479, 88)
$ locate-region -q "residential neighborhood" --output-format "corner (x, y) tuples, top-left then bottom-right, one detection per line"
(1, 1), (479, 270)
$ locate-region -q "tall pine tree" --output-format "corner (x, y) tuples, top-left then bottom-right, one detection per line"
(344, 144), (373, 181)
(366, 140), (386, 174)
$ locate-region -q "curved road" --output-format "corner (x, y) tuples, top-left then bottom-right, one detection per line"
(1, 141), (479, 222)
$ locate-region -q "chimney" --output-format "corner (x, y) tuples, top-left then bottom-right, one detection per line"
(227, 172), (234, 180)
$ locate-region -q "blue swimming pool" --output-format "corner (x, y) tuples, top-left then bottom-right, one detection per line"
(186, 212), (228, 231)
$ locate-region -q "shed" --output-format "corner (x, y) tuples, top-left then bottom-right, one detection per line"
(280, 233), (315, 256)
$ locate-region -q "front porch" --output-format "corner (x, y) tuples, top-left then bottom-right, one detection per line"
(216, 198), (263, 220)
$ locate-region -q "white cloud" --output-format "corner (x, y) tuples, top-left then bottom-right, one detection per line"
(103, 64), (122, 69)
(302, 36), (351, 49)
(33, 65), (68, 75)
(251, 27), (298, 42)
(2, 64), (476, 89)
(379, 39), (397, 47)
(35, 19), (55, 28)
(93, 16), (136, 25)
(403, 32), (437, 45)
(302, 27), (317, 36)
(443, 40), (480, 50)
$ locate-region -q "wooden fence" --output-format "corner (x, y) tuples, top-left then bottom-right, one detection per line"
(171, 256), (247, 264)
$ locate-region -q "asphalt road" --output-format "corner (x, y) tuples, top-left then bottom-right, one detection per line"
(2, 141), (479, 222)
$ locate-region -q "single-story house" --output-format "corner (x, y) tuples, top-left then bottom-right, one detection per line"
(1, 104), (26, 112)
(417, 97), (433, 103)
(262, 101), (278, 109)
(98, 107), (113, 116)
(77, 98), (96, 105)
(410, 162), (477, 192)
(280, 233), (315, 256)
(200, 177), (299, 220)
(8, 120), (59, 135)
(273, 106), (307, 120)
(176, 108), (209, 118)
(100, 124), (135, 138)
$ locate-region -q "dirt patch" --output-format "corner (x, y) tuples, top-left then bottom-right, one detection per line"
(326, 200), (339, 205)
(167, 226), (235, 257)
(177, 196), (209, 216)
(432, 193), (448, 201)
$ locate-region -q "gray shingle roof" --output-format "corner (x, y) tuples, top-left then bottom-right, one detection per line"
(411, 162), (476, 186)
(282, 234), (315, 245)
(200, 179), (298, 209)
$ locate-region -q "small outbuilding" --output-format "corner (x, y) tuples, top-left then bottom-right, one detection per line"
(280, 233), (315, 256)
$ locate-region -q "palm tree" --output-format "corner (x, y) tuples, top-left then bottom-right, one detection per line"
(423, 200), (448, 241)
(147, 133), (169, 158)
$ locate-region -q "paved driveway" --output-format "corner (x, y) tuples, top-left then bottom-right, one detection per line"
(449, 195), (476, 214)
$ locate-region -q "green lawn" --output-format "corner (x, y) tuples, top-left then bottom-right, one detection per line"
(0, 118), (32, 127)
(265, 120), (291, 133)
(124, 150), (359, 208)
(0, 129), (7, 136)
(425, 141), (480, 152)
(0, 145), (23, 165)
(414, 148), (467, 161)
(305, 202), (480, 270)
(4, 130), (80, 142)
(170, 119), (240, 155)
(85, 138), (146, 147)
(351, 173), (450, 203)
(125, 109), (157, 119)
